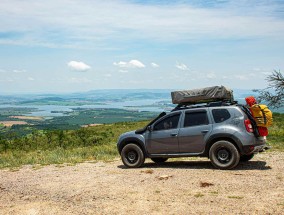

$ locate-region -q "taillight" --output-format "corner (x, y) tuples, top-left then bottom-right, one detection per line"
(244, 119), (253, 133)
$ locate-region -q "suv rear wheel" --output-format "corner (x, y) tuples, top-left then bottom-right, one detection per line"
(209, 140), (240, 170)
(121, 144), (145, 168)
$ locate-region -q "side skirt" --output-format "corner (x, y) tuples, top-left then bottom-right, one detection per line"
(148, 152), (204, 158)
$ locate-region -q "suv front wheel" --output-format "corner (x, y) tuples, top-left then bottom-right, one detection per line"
(121, 144), (145, 168)
(209, 140), (240, 170)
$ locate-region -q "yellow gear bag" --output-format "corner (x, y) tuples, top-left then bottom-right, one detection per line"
(250, 104), (273, 127)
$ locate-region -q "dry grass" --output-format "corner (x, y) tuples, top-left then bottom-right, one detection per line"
(9, 116), (44, 120)
(0, 121), (28, 127)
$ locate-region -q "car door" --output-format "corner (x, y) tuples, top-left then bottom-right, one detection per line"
(178, 109), (212, 153)
(145, 112), (181, 154)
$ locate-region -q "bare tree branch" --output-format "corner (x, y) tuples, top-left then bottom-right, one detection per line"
(255, 70), (284, 108)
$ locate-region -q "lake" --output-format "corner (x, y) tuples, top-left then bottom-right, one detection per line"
(0, 99), (173, 117)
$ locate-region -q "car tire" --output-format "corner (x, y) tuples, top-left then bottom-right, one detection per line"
(121, 144), (145, 168)
(209, 140), (240, 170)
(151, 158), (168, 163)
(240, 154), (254, 162)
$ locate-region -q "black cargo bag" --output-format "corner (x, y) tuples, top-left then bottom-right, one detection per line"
(171, 86), (234, 104)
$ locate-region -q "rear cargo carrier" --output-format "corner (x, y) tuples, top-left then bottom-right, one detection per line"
(171, 86), (234, 105)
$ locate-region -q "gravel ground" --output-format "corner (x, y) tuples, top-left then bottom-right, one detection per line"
(0, 152), (283, 215)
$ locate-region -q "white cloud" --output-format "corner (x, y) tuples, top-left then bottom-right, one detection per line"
(234, 75), (249, 80)
(0, 69), (26, 73)
(69, 77), (92, 83)
(222, 76), (231, 80)
(176, 62), (189, 71)
(113, 61), (127, 67)
(251, 68), (273, 77)
(206, 72), (217, 79)
(13, 69), (26, 73)
(0, 78), (14, 82)
(248, 73), (257, 77)
(151, 62), (160, 68)
(0, 0), (283, 48)
(67, 61), (91, 72)
(253, 68), (262, 72)
(113, 60), (145, 69)
(118, 70), (129, 73)
(28, 77), (35, 81)
(261, 71), (271, 76)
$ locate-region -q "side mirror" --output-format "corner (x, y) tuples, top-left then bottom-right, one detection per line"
(147, 125), (153, 132)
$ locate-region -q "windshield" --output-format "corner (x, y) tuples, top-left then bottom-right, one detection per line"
(135, 112), (167, 134)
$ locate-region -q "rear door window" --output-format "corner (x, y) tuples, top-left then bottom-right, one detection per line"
(184, 111), (209, 127)
(212, 109), (231, 123)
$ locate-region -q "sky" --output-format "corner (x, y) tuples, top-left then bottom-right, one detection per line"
(0, 0), (284, 94)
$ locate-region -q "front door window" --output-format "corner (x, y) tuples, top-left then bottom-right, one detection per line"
(146, 113), (181, 154)
(153, 114), (180, 131)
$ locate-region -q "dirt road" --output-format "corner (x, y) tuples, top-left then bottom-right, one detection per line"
(0, 152), (283, 215)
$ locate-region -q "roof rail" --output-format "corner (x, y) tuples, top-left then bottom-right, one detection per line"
(171, 100), (238, 112)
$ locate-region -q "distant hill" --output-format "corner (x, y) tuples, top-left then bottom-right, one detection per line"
(0, 88), (282, 113)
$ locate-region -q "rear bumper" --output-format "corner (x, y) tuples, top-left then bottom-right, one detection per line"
(243, 144), (270, 155)
(252, 144), (270, 153)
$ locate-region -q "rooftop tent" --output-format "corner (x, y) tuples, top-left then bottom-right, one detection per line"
(171, 86), (234, 105)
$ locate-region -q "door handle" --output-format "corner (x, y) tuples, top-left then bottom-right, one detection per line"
(201, 130), (209, 134)
(171, 133), (178, 137)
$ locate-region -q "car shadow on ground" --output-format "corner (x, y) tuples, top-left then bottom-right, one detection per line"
(118, 160), (271, 170)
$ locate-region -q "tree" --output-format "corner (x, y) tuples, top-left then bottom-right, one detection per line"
(256, 70), (284, 108)
(56, 130), (65, 148)
(44, 130), (53, 145)
(0, 135), (9, 152)
(76, 128), (88, 147)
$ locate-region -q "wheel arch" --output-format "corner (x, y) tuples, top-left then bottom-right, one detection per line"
(204, 134), (243, 157)
(118, 137), (147, 156)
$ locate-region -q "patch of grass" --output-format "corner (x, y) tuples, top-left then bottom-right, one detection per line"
(228, 196), (244, 199)
(32, 164), (43, 170)
(267, 113), (284, 151)
(194, 193), (204, 198)
(0, 120), (147, 168)
(9, 167), (20, 172)
(209, 191), (219, 195)
(0, 145), (118, 169)
(170, 157), (199, 161)
(55, 164), (66, 168)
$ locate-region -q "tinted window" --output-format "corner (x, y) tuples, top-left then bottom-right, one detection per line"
(154, 114), (180, 131)
(212, 109), (231, 123)
(184, 112), (209, 127)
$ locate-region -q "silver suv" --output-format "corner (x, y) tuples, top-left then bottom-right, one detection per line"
(117, 104), (268, 169)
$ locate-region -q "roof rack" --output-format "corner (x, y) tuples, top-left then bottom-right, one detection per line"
(171, 100), (238, 112)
